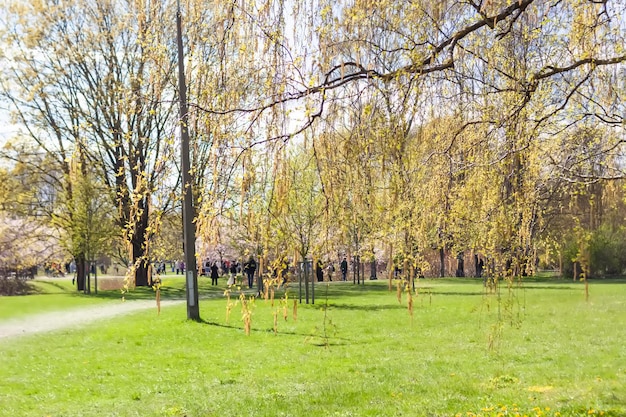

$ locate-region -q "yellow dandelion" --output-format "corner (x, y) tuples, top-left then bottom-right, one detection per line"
(528, 386), (554, 393)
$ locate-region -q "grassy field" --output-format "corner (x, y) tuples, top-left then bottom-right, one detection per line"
(0, 277), (624, 416)
(0, 274), (224, 320)
(0, 279), (110, 320)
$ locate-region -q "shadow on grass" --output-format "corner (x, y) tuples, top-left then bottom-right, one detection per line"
(518, 285), (580, 291)
(82, 286), (188, 301)
(432, 291), (486, 296)
(325, 302), (405, 311)
(509, 276), (626, 284)
(196, 318), (354, 345)
(29, 280), (71, 294)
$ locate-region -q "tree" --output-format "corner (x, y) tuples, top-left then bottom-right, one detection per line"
(189, 0), (626, 284)
(268, 145), (324, 297)
(53, 145), (117, 292)
(3, 0), (626, 293)
(1, 0), (180, 286)
(0, 153), (66, 290)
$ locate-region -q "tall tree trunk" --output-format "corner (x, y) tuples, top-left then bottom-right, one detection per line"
(132, 197), (151, 287)
(456, 252), (465, 277)
(133, 239), (149, 287)
(439, 248), (445, 277)
(474, 254), (480, 277)
(76, 255), (86, 292)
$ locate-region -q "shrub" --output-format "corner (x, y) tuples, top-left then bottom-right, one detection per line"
(0, 277), (32, 296)
(560, 223), (626, 278)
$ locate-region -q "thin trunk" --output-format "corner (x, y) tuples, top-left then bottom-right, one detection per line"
(303, 256), (309, 304)
(439, 248), (445, 278)
(388, 243), (393, 291)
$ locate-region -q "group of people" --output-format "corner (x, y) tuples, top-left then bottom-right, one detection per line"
(202, 257), (257, 288)
(173, 260), (186, 275)
(200, 255), (355, 287)
(315, 257), (349, 282)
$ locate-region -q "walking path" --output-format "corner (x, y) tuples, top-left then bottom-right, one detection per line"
(0, 298), (184, 340)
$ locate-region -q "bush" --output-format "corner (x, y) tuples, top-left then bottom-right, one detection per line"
(560, 224), (626, 279)
(0, 277), (32, 296)
(589, 224), (626, 276)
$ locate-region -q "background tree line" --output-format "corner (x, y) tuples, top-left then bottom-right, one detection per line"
(1, 0), (625, 289)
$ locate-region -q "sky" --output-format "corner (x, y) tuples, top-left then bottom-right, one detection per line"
(0, 110), (20, 148)
(0, 55), (20, 145)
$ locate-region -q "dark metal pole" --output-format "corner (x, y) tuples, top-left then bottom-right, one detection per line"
(298, 261), (302, 303)
(311, 260), (315, 305)
(176, 3), (200, 321)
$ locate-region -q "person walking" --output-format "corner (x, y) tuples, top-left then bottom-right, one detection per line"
(316, 259), (324, 282)
(340, 257), (348, 281)
(210, 262), (220, 285)
(244, 256), (257, 288)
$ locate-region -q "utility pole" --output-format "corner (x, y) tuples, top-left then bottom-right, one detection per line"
(176, 1), (200, 321)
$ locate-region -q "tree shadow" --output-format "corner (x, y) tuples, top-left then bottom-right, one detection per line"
(196, 318), (355, 344)
(518, 285), (579, 291)
(324, 302), (405, 311)
(66, 285), (229, 301)
(29, 280), (71, 294)
(432, 291), (486, 296)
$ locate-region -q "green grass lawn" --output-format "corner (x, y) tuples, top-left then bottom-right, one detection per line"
(0, 278), (624, 416)
(0, 279), (111, 320)
(0, 274), (225, 320)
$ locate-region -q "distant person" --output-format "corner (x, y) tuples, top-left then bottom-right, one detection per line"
(326, 261), (334, 282)
(316, 259), (324, 282)
(228, 260), (237, 286)
(370, 259), (377, 280)
(210, 262), (220, 285)
(244, 256), (257, 288)
(340, 257), (348, 281)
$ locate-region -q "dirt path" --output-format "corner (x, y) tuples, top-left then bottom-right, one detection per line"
(0, 298), (184, 341)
